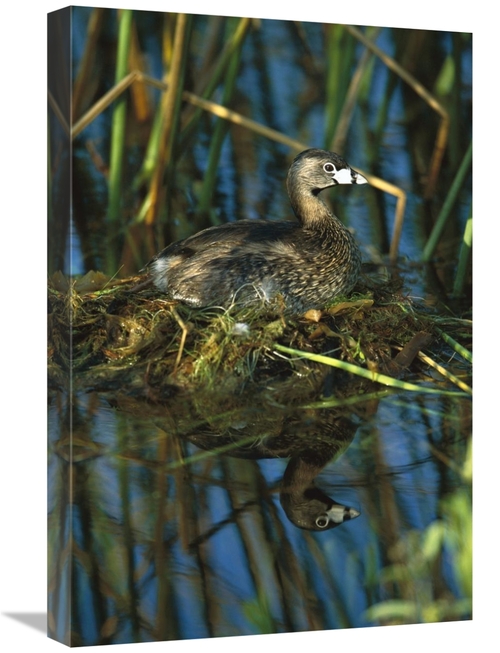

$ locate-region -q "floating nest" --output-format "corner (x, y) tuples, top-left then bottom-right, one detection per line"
(47, 266), (472, 401)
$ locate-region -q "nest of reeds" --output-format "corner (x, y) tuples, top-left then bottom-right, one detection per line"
(47, 265), (472, 401)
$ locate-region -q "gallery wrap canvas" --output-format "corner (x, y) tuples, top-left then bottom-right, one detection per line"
(47, 5), (472, 648)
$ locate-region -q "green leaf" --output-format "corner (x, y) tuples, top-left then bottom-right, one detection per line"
(365, 600), (418, 623)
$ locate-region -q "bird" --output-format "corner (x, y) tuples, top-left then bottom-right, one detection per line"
(279, 455), (360, 531)
(184, 394), (362, 532)
(145, 148), (367, 314)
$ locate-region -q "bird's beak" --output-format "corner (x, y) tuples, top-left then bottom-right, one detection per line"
(333, 166), (368, 185)
(351, 168), (368, 184)
(326, 503), (361, 524)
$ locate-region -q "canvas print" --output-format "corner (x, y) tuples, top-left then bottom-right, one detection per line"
(47, 6), (472, 647)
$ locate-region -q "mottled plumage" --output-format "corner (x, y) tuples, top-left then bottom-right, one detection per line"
(146, 149), (367, 313)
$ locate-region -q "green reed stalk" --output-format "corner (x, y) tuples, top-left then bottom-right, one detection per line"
(131, 12), (192, 249)
(196, 18), (243, 220)
(451, 36), (465, 154)
(132, 104), (164, 191)
(373, 62), (399, 157)
(147, 13), (192, 227)
(178, 17), (251, 151)
(422, 140), (472, 262)
(452, 208), (472, 297)
(106, 9), (133, 274)
(331, 26), (380, 154)
(162, 15), (192, 170)
(273, 343), (469, 397)
(435, 327), (472, 364)
(324, 24), (355, 148)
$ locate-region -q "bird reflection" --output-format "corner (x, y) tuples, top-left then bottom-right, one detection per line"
(173, 369), (373, 532)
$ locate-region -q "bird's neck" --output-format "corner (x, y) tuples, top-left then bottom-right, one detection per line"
(282, 455), (325, 494)
(288, 187), (337, 228)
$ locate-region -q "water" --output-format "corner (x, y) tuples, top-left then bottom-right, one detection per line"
(48, 360), (471, 644)
(48, 8), (472, 646)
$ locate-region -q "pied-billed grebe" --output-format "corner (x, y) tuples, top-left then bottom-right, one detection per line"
(146, 148), (367, 313)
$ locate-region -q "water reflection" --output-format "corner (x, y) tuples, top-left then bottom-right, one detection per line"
(122, 367), (367, 532)
(48, 352), (470, 644)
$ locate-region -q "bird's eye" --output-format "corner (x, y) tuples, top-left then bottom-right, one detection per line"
(315, 514), (330, 528)
(323, 162), (336, 174)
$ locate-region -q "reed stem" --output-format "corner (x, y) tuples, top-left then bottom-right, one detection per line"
(196, 18), (243, 219)
(178, 17), (251, 150)
(106, 9), (133, 274)
(421, 141), (472, 263)
(145, 13), (191, 227)
(452, 208), (472, 297)
(273, 343), (469, 397)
